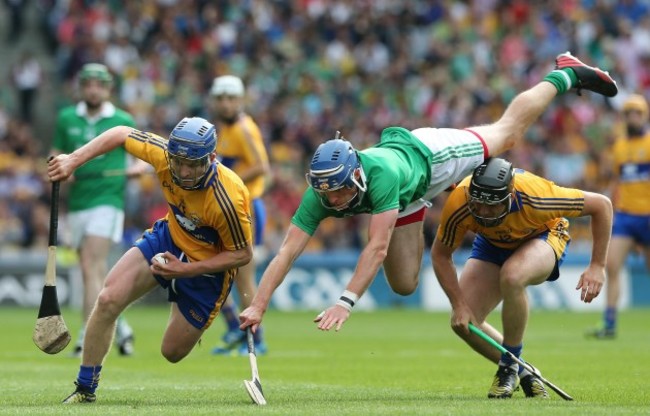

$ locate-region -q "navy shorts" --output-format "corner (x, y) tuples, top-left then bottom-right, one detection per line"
(612, 212), (650, 246)
(136, 220), (234, 330)
(469, 232), (568, 282)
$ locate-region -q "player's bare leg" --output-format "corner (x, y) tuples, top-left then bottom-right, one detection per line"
(161, 303), (204, 363)
(473, 53), (617, 158)
(383, 220), (425, 295)
(81, 248), (155, 365)
(470, 83), (558, 158)
(64, 248), (157, 403)
(499, 240), (555, 347)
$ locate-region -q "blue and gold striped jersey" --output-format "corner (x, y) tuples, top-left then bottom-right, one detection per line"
(436, 169), (584, 250)
(126, 129), (252, 261)
(610, 132), (650, 215)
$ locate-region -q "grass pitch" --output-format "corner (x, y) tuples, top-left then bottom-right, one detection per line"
(1, 306), (648, 415)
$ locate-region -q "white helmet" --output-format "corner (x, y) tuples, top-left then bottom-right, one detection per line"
(210, 75), (245, 97)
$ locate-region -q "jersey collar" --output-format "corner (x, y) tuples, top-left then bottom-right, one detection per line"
(202, 163), (218, 188)
(75, 101), (116, 121)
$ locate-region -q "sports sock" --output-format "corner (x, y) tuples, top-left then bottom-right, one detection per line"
(498, 343), (523, 368)
(518, 363), (531, 377)
(77, 365), (102, 394)
(221, 303), (240, 331)
(543, 69), (578, 94)
(604, 306), (617, 331)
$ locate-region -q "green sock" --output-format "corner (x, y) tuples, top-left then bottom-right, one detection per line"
(543, 68), (578, 94)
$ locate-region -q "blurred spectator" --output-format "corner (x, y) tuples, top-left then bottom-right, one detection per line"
(3, 0), (27, 42)
(4, 0), (650, 254)
(10, 51), (43, 123)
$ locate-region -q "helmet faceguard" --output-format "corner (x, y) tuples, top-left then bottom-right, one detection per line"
(305, 133), (367, 211)
(166, 117), (217, 190)
(467, 158), (514, 227)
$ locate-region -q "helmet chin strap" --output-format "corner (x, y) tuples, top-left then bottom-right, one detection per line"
(351, 166), (367, 193)
(348, 166), (367, 208)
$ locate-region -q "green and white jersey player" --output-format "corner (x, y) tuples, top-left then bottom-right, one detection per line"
(239, 52), (619, 334)
(292, 126), (482, 233)
(51, 63), (137, 357)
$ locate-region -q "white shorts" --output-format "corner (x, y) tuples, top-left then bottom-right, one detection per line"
(67, 205), (125, 248)
(399, 127), (486, 218)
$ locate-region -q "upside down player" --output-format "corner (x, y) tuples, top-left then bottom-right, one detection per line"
(239, 53), (618, 336)
(431, 158), (612, 399)
(48, 117), (252, 403)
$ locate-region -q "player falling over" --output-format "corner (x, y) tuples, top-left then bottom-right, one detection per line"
(239, 52), (618, 337)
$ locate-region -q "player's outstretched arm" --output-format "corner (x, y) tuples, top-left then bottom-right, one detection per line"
(314, 209), (398, 332)
(431, 238), (475, 334)
(576, 191), (613, 303)
(47, 126), (135, 182)
(240, 224), (311, 332)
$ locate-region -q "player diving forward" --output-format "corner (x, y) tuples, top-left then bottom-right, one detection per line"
(239, 53), (618, 337)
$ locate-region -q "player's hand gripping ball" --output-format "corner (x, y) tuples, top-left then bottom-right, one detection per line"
(153, 253), (167, 265)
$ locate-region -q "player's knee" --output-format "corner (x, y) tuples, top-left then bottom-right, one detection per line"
(386, 263), (421, 295)
(161, 345), (189, 363)
(389, 275), (419, 296)
(95, 290), (123, 317)
(499, 270), (524, 291)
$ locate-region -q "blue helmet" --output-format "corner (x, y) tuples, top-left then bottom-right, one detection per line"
(306, 135), (366, 210)
(167, 117), (217, 189)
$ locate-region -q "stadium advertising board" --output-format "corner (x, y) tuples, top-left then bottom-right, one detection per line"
(1, 251), (646, 309)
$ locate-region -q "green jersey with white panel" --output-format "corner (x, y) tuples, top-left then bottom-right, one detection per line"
(53, 102), (136, 211)
(292, 126), (486, 235)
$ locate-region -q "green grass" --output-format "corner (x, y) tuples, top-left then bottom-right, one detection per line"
(1, 306), (649, 415)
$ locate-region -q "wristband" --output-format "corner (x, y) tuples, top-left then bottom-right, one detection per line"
(336, 290), (359, 312)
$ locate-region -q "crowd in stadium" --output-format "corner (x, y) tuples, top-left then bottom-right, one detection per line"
(1, 0), (650, 254)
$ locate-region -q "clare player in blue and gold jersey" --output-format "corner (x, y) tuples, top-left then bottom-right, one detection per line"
(48, 117), (252, 404)
(588, 94), (650, 339)
(432, 158), (612, 399)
